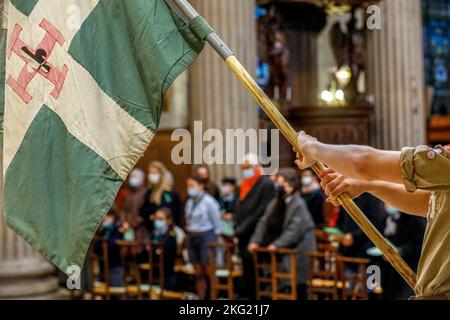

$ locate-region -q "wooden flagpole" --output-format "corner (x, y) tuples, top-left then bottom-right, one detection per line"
(168, 0), (417, 290)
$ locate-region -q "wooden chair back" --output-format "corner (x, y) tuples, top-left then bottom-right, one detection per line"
(307, 251), (340, 300)
(88, 237), (114, 299)
(336, 256), (370, 300)
(208, 242), (239, 300)
(315, 230), (340, 254)
(116, 239), (144, 299)
(252, 247), (298, 300)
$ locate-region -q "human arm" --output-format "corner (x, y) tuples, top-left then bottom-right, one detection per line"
(319, 168), (430, 218)
(296, 131), (403, 184)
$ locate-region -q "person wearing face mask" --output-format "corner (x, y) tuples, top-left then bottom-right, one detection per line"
(248, 168), (316, 300)
(196, 165), (221, 202)
(184, 176), (222, 300)
(234, 153), (275, 299)
(375, 206), (426, 300)
(149, 208), (178, 291)
(123, 169), (147, 247)
(300, 169), (325, 227)
(139, 161), (182, 235)
(95, 207), (128, 289)
(219, 177), (238, 244)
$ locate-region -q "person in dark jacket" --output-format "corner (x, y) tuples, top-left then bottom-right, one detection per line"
(219, 177), (238, 244)
(248, 168), (316, 300)
(379, 206), (426, 300)
(139, 161), (182, 233)
(95, 208), (127, 288)
(197, 165), (221, 202)
(151, 208), (178, 291)
(337, 193), (385, 259)
(301, 169), (325, 227)
(234, 153), (275, 299)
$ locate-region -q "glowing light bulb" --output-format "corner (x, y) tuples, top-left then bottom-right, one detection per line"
(335, 89), (345, 101)
(321, 90), (334, 103)
(336, 67), (352, 81)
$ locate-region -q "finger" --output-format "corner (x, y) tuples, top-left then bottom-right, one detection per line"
(326, 197), (340, 207)
(295, 160), (307, 170)
(330, 181), (350, 199)
(319, 167), (335, 179)
(324, 174), (345, 196)
(320, 172), (339, 190)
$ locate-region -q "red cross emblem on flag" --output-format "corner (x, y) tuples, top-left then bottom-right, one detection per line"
(7, 19), (69, 104)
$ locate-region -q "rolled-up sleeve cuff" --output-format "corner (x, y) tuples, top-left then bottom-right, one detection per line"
(401, 147), (417, 193)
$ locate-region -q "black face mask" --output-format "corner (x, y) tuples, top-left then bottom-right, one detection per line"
(277, 186), (286, 199)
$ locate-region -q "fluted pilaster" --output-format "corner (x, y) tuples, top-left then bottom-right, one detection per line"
(189, 0), (258, 180)
(367, 0), (426, 150)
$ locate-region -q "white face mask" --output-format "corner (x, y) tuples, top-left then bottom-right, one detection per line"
(148, 173), (160, 184)
(302, 176), (313, 187)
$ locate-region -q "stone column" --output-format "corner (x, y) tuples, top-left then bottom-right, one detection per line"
(0, 0), (59, 299)
(367, 0), (426, 150)
(189, 0), (259, 180)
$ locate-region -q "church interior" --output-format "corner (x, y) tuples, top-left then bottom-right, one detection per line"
(0, 0), (449, 301)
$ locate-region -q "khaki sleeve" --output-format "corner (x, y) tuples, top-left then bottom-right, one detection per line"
(401, 146), (450, 193)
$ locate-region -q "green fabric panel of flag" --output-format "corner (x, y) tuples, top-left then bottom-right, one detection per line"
(10, 0), (39, 16)
(4, 106), (123, 272)
(190, 16), (215, 41)
(68, 0), (205, 131)
(4, 0), (210, 273)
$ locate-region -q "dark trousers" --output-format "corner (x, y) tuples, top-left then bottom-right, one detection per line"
(238, 238), (256, 300)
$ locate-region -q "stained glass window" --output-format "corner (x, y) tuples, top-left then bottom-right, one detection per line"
(422, 0), (450, 115)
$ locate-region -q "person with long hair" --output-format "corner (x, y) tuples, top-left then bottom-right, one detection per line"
(248, 168), (317, 299)
(139, 161), (182, 234)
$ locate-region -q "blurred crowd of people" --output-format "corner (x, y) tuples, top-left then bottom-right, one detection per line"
(95, 154), (426, 300)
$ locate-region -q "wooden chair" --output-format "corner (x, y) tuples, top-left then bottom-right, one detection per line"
(315, 229), (340, 254)
(88, 236), (126, 299)
(270, 248), (298, 300)
(307, 252), (371, 300)
(208, 242), (242, 300)
(252, 247), (298, 300)
(253, 248), (273, 300)
(137, 240), (188, 300)
(307, 252), (341, 300)
(336, 256), (370, 300)
(116, 239), (148, 299)
(138, 240), (165, 299)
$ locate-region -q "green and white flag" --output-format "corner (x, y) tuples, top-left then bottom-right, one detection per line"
(2, 0), (208, 273)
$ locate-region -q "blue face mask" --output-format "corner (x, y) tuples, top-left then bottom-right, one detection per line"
(129, 177), (141, 188)
(242, 168), (255, 179)
(187, 187), (200, 198)
(102, 220), (113, 229)
(154, 219), (168, 234)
